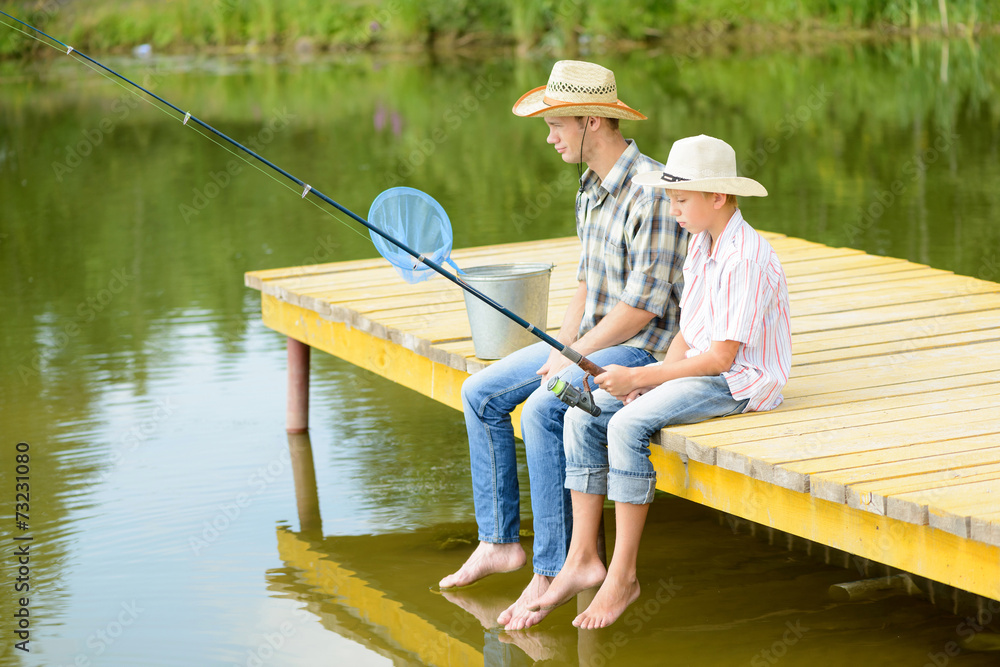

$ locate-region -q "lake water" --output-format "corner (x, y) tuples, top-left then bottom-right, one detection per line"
(1, 37), (999, 666)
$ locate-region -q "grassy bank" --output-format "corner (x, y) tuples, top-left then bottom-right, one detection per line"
(1, 0), (998, 58)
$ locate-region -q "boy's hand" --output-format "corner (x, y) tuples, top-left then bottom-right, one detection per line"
(594, 364), (637, 400)
(623, 388), (649, 405)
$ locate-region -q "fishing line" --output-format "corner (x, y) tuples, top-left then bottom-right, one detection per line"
(0, 13), (371, 242)
(0, 10), (608, 388)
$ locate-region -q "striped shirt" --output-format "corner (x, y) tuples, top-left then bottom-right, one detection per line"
(679, 210), (792, 412)
(576, 140), (687, 353)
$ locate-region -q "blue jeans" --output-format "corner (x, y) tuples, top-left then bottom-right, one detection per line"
(461, 341), (656, 576)
(564, 374), (749, 505)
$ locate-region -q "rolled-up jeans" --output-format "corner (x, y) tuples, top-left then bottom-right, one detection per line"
(461, 341), (656, 576)
(564, 374), (749, 505)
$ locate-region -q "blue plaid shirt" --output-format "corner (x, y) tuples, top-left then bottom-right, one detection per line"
(575, 139), (686, 353)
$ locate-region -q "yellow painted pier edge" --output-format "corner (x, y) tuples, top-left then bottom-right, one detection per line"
(250, 234), (1000, 607)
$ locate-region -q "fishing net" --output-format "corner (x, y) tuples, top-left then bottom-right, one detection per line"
(367, 187), (462, 283)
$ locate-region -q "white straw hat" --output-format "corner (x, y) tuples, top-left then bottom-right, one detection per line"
(633, 135), (767, 197)
(512, 60), (646, 121)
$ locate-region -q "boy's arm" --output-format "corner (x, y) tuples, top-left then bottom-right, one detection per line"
(597, 338), (740, 400)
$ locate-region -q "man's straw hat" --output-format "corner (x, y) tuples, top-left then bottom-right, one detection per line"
(633, 135), (768, 197)
(512, 60), (646, 121)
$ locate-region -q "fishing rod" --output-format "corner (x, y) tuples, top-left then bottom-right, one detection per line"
(1, 10), (607, 411)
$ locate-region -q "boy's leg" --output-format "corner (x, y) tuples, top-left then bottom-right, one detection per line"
(519, 388), (626, 625)
(518, 346), (656, 577)
(574, 501), (649, 629)
(576, 375), (747, 626)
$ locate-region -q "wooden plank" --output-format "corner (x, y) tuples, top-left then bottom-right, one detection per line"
(664, 379), (1000, 442)
(971, 511), (1000, 547)
(841, 456), (1000, 519)
(887, 479), (1000, 536)
(712, 406), (1000, 492)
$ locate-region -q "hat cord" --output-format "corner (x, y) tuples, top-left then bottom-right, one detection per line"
(578, 116), (588, 193)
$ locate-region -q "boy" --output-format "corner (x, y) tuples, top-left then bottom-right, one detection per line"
(526, 134), (792, 628)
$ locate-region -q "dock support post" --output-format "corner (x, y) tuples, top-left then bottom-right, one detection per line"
(287, 337), (310, 434)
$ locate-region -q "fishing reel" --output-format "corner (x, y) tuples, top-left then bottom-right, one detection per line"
(547, 374), (601, 417)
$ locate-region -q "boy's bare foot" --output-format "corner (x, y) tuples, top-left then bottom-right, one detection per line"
(527, 558), (606, 613)
(497, 573), (553, 630)
(572, 573), (641, 629)
(439, 542), (526, 589)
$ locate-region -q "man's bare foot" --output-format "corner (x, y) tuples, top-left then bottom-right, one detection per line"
(439, 542), (526, 589)
(497, 573), (553, 631)
(527, 557), (606, 613)
(572, 573), (641, 629)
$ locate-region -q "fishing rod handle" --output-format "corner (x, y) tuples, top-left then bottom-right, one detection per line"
(558, 347), (605, 377)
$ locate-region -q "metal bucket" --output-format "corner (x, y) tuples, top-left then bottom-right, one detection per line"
(460, 263), (553, 360)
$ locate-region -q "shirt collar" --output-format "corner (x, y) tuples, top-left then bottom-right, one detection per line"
(708, 209), (745, 261)
(578, 139), (641, 205)
(690, 209), (745, 263)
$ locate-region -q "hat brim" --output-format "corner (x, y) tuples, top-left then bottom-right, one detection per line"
(512, 86), (647, 121)
(633, 171), (767, 197)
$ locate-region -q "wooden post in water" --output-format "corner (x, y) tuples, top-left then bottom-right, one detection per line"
(286, 337), (310, 434)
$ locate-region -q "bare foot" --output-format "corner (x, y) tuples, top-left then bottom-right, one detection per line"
(439, 542), (526, 589)
(527, 557), (606, 613)
(573, 573), (641, 629)
(498, 573), (552, 630)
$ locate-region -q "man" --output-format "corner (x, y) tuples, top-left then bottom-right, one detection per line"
(440, 60), (687, 631)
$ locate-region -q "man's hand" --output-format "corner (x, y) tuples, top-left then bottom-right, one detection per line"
(537, 348), (574, 384)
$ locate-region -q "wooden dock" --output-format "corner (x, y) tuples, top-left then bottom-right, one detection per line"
(246, 232), (1000, 603)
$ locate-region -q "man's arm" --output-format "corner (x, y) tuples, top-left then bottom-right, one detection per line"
(537, 281), (587, 380)
(538, 283), (659, 383)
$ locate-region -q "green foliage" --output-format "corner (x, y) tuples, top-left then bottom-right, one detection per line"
(1, 0), (998, 57)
